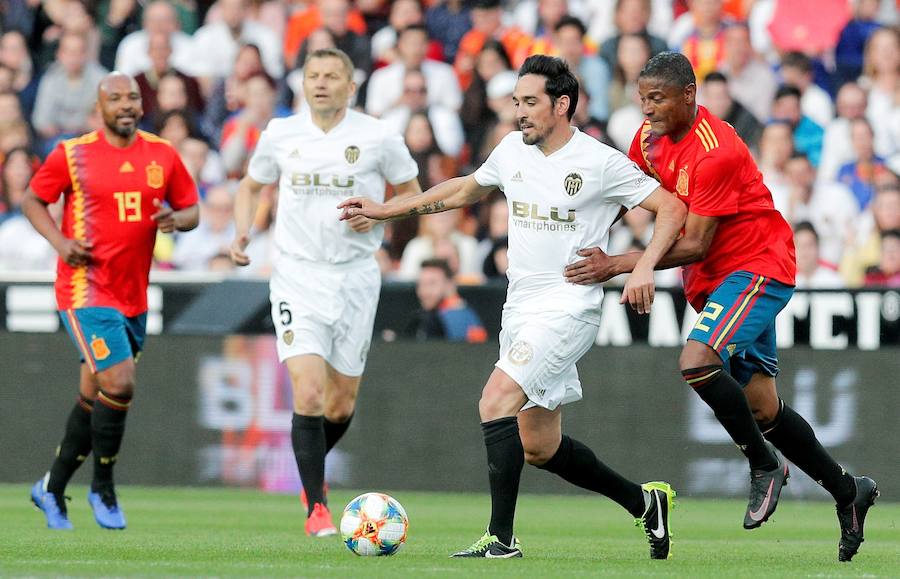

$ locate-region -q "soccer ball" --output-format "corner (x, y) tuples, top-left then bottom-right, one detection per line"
(340, 492), (408, 556)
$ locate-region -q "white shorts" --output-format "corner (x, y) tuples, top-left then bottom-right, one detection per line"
(495, 309), (599, 411)
(270, 255), (380, 376)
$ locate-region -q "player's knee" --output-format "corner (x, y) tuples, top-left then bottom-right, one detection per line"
(750, 396), (780, 424)
(522, 443), (554, 466)
(101, 375), (135, 398)
(324, 399), (355, 424)
(679, 342), (719, 372)
(293, 382), (326, 414)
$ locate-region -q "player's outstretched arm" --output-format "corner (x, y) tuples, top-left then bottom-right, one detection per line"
(22, 189), (93, 267)
(565, 210), (718, 286)
(230, 175), (267, 266)
(618, 187), (687, 313)
(338, 175), (494, 222)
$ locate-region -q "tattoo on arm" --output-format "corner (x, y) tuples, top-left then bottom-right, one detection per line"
(407, 200), (446, 216)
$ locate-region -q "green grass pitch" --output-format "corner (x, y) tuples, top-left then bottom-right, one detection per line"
(1, 485), (897, 577)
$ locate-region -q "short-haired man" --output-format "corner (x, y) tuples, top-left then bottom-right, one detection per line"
(565, 52), (878, 562)
(340, 54), (687, 559)
(230, 48), (421, 537)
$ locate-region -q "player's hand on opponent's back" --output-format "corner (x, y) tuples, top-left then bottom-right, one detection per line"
(337, 197), (390, 221)
(151, 199), (176, 233)
(55, 238), (93, 267)
(564, 247), (618, 285)
(230, 233), (251, 266)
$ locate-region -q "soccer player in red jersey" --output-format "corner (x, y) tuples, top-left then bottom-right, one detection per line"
(564, 53), (877, 562)
(22, 72), (199, 530)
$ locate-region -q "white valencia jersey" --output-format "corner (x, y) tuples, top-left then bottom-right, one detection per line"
(474, 129), (660, 323)
(248, 109), (418, 264)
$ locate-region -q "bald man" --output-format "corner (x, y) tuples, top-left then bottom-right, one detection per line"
(24, 73), (200, 530)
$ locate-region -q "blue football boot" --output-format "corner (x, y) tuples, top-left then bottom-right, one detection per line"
(87, 488), (127, 529)
(31, 473), (73, 530)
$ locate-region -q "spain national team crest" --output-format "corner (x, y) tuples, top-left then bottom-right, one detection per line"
(90, 336), (110, 360)
(564, 172), (583, 197)
(344, 145), (360, 164)
(676, 167), (689, 197)
(283, 330), (294, 346)
(146, 161), (164, 189)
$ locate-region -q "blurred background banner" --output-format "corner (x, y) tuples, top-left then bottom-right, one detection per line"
(2, 332), (897, 500)
(1, 280), (898, 346)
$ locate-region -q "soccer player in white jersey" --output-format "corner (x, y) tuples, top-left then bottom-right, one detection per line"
(229, 48), (421, 537)
(339, 55), (687, 559)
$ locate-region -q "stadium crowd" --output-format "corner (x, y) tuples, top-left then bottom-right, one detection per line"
(0, 0), (898, 290)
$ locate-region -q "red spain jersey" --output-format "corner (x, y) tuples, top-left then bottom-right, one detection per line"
(628, 106), (796, 311)
(30, 130), (198, 316)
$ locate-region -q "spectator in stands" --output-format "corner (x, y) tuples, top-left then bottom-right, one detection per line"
(0, 119), (31, 158)
(782, 152), (858, 266)
(772, 84), (825, 167)
(143, 71), (202, 133)
(859, 27), (899, 135)
(863, 229), (900, 287)
(553, 16), (610, 122)
(219, 73), (280, 178)
(475, 194), (509, 273)
(190, 0), (283, 84)
(136, 33), (203, 123)
(283, 0), (368, 69)
(114, 0), (193, 77)
(460, 40), (512, 164)
(699, 71), (762, 152)
(0, 91), (23, 129)
(835, 0), (883, 89)
(405, 258), (487, 342)
(0, 148), (56, 270)
(404, 110), (441, 185)
(606, 32), (650, 149)
(838, 117), (889, 210)
(172, 183), (236, 270)
(0, 31), (40, 118)
(372, 0), (431, 67)
(202, 43), (266, 143)
(608, 33), (650, 113)
(599, 0), (667, 70)
(478, 69), (518, 163)
(780, 51), (834, 129)
(758, 120), (796, 205)
(178, 136), (226, 198)
(155, 109), (202, 151)
(454, 0), (530, 89)
(29, 0), (102, 73)
(0, 65), (13, 93)
(483, 236), (508, 280)
(793, 222), (846, 289)
(383, 69), (464, 158)
(819, 82), (873, 184)
(366, 24), (461, 117)
(669, 0), (729, 81)
(515, 0), (579, 65)
(398, 209), (481, 281)
(718, 21), (776, 123)
(842, 176), (900, 285)
(424, 0), (471, 64)
(31, 32), (107, 155)
(0, 146), (31, 223)
(316, 0), (373, 77)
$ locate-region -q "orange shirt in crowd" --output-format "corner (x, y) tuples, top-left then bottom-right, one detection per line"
(283, 6), (368, 67)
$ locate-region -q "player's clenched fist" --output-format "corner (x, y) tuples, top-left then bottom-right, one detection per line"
(151, 199), (176, 233)
(337, 197), (390, 221)
(230, 233), (251, 266)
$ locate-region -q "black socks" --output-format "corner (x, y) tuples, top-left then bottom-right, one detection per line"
(482, 417), (523, 546)
(91, 390), (132, 493)
(538, 435), (645, 518)
(292, 413), (326, 514)
(760, 399), (856, 506)
(47, 395), (94, 496)
(683, 365), (777, 471)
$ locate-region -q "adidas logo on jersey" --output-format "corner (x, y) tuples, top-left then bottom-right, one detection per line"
(289, 149), (301, 159)
(511, 171), (523, 182)
(119, 161), (134, 173)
